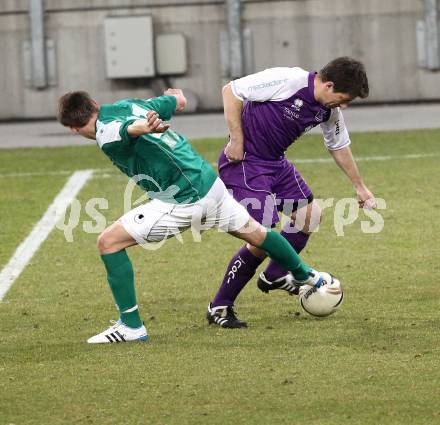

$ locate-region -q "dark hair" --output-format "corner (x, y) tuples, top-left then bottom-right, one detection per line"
(58, 91), (98, 127)
(319, 57), (369, 99)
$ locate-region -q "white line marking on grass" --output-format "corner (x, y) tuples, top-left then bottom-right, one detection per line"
(294, 152), (440, 164)
(0, 168), (112, 178)
(0, 153), (438, 178)
(0, 170), (93, 301)
(210, 152), (440, 167)
(0, 170), (73, 178)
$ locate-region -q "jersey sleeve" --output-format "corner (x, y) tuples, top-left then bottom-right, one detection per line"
(320, 108), (351, 151)
(129, 95), (177, 121)
(230, 67), (309, 102)
(96, 119), (136, 149)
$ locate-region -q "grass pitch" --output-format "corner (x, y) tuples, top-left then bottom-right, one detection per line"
(0, 129), (439, 425)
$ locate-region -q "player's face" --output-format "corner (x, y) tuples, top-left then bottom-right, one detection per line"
(69, 115), (97, 140)
(321, 83), (354, 109)
(70, 125), (95, 140)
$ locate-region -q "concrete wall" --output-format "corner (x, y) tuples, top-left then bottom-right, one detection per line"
(0, 0), (437, 119)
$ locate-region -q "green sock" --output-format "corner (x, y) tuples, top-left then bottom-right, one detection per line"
(259, 230), (311, 281)
(100, 250), (143, 329)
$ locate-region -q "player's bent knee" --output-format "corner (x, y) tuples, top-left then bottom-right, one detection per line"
(292, 201), (322, 234)
(97, 232), (108, 253)
(231, 218), (267, 247)
(307, 203), (323, 233)
(247, 244), (267, 259)
(97, 230), (116, 254)
(97, 221), (138, 254)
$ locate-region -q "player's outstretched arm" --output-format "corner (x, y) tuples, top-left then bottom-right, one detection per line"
(127, 111), (170, 138)
(223, 83), (245, 162)
(329, 145), (377, 209)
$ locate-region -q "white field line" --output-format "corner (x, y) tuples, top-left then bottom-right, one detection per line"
(0, 170), (93, 301)
(0, 153), (438, 178)
(0, 168), (112, 178)
(293, 152), (440, 164)
(210, 152), (439, 167)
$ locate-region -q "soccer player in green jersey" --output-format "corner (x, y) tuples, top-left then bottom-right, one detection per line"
(58, 88), (325, 343)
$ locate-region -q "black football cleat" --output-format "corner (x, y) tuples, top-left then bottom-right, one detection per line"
(206, 303), (248, 328)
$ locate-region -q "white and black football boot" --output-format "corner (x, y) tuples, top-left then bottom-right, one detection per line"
(87, 320), (148, 344)
(206, 303), (248, 328)
(291, 269), (325, 288)
(257, 272), (300, 295)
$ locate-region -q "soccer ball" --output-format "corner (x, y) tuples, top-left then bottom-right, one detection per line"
(299, 272), (344, 317)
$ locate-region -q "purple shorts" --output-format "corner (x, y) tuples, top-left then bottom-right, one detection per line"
(218, 151), (313, 227)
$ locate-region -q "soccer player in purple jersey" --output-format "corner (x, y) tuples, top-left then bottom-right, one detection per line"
(206, 57), (377, 328)
(58, 89), (328, 342)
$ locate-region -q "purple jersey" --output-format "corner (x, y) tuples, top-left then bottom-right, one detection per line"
(231, 67), (351, 160)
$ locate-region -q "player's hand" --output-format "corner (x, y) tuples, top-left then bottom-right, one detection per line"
(224, 139), (244, 162)
(356, 185), (376, 209)
(145, 111), (170, 133)
(164, 88), (187, 112)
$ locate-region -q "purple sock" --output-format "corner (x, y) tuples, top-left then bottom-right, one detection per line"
(211, 246), (264, 307)
(263, 226), (310, 281)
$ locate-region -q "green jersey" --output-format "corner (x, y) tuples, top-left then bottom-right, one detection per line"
(95, 95), (217, 204)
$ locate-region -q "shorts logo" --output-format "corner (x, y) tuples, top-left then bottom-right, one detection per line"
(134, 213), (145, 224)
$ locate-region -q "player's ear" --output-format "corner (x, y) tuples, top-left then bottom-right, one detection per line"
(324, 81), (335, 92)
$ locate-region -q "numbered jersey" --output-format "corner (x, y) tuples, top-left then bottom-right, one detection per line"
(231, 67), (351, 159)
(96, 96), (217, 204)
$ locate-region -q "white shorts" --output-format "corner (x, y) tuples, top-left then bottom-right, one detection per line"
(120, 178), (250, 244)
